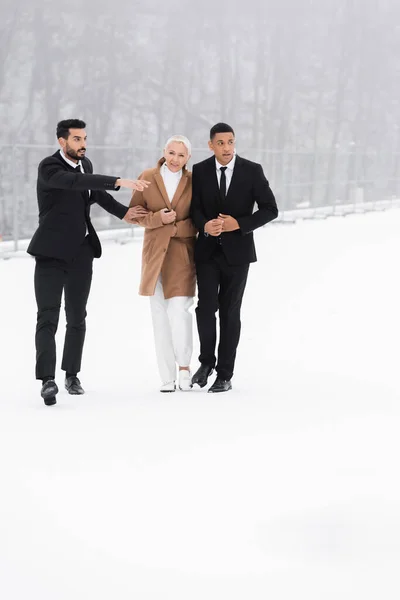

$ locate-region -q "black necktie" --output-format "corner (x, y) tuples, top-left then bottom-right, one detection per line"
(219, 166), (227, 202)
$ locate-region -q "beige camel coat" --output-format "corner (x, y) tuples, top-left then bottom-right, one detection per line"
(129, 158), (197, 299)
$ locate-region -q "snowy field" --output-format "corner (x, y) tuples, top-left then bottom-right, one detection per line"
(1, 209), (400, 599)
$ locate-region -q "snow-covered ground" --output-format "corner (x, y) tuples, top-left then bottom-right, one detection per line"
(1, 209), (400, 599)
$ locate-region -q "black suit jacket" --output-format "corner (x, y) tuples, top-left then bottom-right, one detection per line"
(27, 151), (128, 260)
(190, 155), (278, 265)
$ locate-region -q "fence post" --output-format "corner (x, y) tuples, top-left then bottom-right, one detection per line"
(12, 145), (19, 252)
(280, 150), (285, 220)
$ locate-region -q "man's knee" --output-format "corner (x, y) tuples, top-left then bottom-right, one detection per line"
(36, 306), (61, 330)
(65, 308), (87, 329)
(196, 299), (218, 316)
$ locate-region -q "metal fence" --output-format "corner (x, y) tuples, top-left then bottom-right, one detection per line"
(1, 144), (399, 252)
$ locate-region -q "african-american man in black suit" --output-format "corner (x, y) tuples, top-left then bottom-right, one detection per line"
(190, 123), (278, 393)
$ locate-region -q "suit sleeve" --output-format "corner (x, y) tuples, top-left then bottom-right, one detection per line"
(91, 191), (128, 219)
(39, 158), (119, 191)
(236, 164), (278, 235)
(128, 173), (163, 229)
(189, 164), (208, 233)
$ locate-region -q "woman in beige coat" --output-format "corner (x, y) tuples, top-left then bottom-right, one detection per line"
(130, 135), (197, 392)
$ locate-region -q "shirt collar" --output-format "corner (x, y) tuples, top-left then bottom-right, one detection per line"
(59, 149), (82, 169)
(215, 154), (236, 171)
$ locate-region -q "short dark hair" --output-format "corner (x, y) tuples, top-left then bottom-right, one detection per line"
(56, 119), (86, 140)
(210, 122), (235, 139)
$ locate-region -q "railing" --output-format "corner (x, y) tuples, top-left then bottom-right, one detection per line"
(1, 144), (399, 255)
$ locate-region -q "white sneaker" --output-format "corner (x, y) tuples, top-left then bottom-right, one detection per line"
(178, 370), (192, 391)
(160, 381), (176, 393)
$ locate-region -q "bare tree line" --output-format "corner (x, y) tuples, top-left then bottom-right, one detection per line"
(1, 0), (400, 238)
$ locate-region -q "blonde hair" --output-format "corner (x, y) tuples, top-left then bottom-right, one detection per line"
(164, 135), (192, 156)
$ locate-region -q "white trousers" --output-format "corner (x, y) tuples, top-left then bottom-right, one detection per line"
(150, 276), (194, 384)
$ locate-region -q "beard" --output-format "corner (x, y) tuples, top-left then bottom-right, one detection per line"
(65, 143), (85, 161)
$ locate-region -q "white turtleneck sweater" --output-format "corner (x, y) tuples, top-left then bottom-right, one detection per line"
(161, 162), (182, 202)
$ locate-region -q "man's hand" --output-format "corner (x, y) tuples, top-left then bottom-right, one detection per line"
(204, 218), (224, 236)
(160, 208), (176, 224)
(116, 179), (151, 191)
(123, 206), (149, 223)
(219, 214), (240, 232)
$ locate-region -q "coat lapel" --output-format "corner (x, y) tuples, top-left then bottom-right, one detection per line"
(226, 155), (243, 199)
(81, 156), (91, 205)
(204, 157), (221, 212)
(207, 156), (220, 195)
(221, 155), (243, 211)
(171, 171), (190, 210)
(154, 172), (173, 210)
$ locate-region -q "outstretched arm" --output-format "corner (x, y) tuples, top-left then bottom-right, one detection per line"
(39, 157), (150, 193)
(39, 159), (119, 191)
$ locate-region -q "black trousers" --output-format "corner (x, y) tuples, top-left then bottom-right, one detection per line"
(34, 239), (94, 380)
(195, 247), (249, 381)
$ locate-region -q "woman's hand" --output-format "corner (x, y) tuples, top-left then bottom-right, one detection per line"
(160, 208), (176, 224)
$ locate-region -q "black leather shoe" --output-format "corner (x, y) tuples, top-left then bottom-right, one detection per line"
(41, 380), (58, 406)
(65, 376), (85, 395)
(191, 364), (214, 388)
(208, 377), (232, 393)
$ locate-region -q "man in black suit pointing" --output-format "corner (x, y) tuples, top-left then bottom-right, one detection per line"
(190, 123), (278, 393)
(27, 119), (150, 406)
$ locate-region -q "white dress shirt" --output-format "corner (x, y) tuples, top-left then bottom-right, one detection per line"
(161, 162), (182, 202)
(215, 154), (236, 193)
